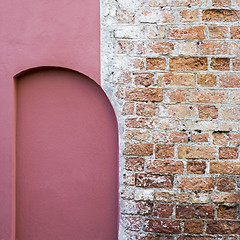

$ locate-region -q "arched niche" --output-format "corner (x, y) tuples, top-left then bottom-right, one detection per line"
(15, 67), (118, 240)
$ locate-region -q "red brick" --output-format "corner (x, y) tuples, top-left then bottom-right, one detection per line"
(210, 58), (230, 71)
(217, 205), (237, 219)
(125, 117), (157, 129)
(169, 26), (205, 39)
(159, 73), (195, 86)
(202, 9), (240, 22)
(176, 205), (214, 219)
(180, 9), (199, 22)
(146, 160), (184, 174)
(191, 133), (209, 143)
(198, 105), (218, 119)
(178, 146), (216, 159)
(201, 42), (239, 55)
(146, 58), (166, 70)
(211, 192), (240, 203)
(197, 74), (217, 87)
(229, 134), (240, 145)
(136, 102), (156, 117)
(123, 171), (135, 186)
(187, 161), (206, 174)
(189, 90), (227, 103)
(231, 26), (240, 39)
(136, 173), (173, 188)
(134, 73), (154, 87)
(123, 142), (153, 156)
(217, 177), (236, 192)
(206, 220), (240, 234)
(178, 237), (214, 240)
(143, 218), (181, 234)
(210, 161), (240, 174)
(219, 147), (239, 159)
(155, 145), (175, 158)
(208, 26), (228, 39)
(154, 204), (173, 218)
(123, 200), (153, 215)
(165, 89), (186, 103)
(154, 191), (189, 202)
(125, 157), (145, 171)
(169, 57), (208, 71)
(220, 74), (240, 87)
(212, 132), (229, 146)
(184, 220), (204, 233)
(147, 42), (174, 54)
(177, 176), (214, 191)
(125, 87), (163, 102)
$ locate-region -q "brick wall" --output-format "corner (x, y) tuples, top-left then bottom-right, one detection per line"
(101, 0), (240, 239)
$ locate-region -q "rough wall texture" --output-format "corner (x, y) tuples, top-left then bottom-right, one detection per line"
(101, 0), (240, 239)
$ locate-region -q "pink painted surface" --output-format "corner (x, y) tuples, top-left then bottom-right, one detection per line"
(0, 0), (101, 239)
(16, 68), (118, 240)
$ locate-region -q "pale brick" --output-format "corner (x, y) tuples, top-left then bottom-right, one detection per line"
(145, 25), (165, 39)
(179, 41), (198, 55)
(178, 146), (216, 159)
(146, 42), (174, 55)
(222, 107), (240, 120)
(210, 161), (240, 173)
(211, 193), (240, 203)
(180, 9), (199, 22)
(233, 59), (240, 71)
(189, 90), (227, 103)
(169, 26), (205, 39)
(159, 73), (195, 86)
(154, 191), (190, 202)
(201, 42), (239, 55)
(208, 26), (228, 39)
(220, 74), (240, 87)
(165, 89), (186, 103)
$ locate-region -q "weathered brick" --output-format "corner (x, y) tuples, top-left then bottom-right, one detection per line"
(122, 102), (134, 115)
(198, 105), (218, 119)
(191, 133), (209, 143)
(189, 90), (227, 103)
(136, 173), (173, 188)
(178, 237), (214, 240)
(125, 129), (150, 141)
(222, 107), (240, 120)
(140, 9), (174, 23)
(115, 26), (143, 39)
(210, 161), (240, 174)
(152, 132), (188, 143)
(123, 171), (135, 186)
(154, 191), (189, 202)
(117, 10), (135, 24)
(217, 205), (237, 219)
(171, 0), (201, 6)
(233, 59), (240, 71)
(184, 220), (204, 233)
(212, 0), (231, 7)
(123, 142), (153, 156)
(169, 26), (205, 39)
(179, 41), (198, 55)
(143, 218), (181, 234)
(146, 42), (174, 55)
(212, 132), (229, 146)
(135, 189), (154, 201)
(136, 102), (156, 117)
(220, 74), (240, 87)
(178, 146), (216, 159)
(201, 42), (239, 55)
(147, 0), (167, 7)
(169, 57), (207, 71)
(154, 204), (173, 218)
(165, 89), (186, 103)
(210, 58), (230, 71)
(211, 192), (240, 203)
(176, 205), (214, 219)
(145, 25), (165, 39)
(206, 220), (240, 234)
(146, 160), (184, 174)
(180, 9), (199, 22)
(146, 58), (166, 70)
(134, 73), (154, 87)
(187, 161), (206, 174)
(219, 147), (239, 159)
(123, 199), (153, 215)
(191, 192), (209, 204)
(123, 216), (142, 231)
(217, 177), (236, 192)
(208, 26), (228, 39)
(202, 9), (240, 22)
(117, 40), (134, 54)
(231, 26), (240, 39)
(155, 144), (175, 158)
(229, 133), (240, 145)
(125, 157), (145, 171)
(159, 73), (195, 86)
(177, 176), (215, 191)
(125, 117), (158, 129)
(197, 74), (217, 87)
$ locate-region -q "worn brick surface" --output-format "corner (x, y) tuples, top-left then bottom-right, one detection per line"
(102, 0), (240, 237)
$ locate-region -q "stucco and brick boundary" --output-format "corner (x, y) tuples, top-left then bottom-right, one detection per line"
(101, 0), (240, 238)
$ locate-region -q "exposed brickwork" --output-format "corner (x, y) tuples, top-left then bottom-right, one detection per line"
(101, 0), (240, 238)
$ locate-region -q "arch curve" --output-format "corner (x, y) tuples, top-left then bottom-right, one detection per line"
(15, 67), (119, 240)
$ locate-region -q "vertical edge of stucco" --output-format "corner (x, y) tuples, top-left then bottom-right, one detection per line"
(100, 1), (127, 239)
